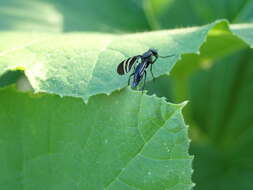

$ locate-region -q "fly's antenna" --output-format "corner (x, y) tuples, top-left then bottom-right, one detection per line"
(158, 54), (175, 58)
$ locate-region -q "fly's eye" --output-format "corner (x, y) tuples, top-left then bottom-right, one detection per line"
(150, 48), (158, 56)
(151, 51), (158, 58)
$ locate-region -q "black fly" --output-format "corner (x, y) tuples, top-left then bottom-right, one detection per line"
(117, 48), (174, 91)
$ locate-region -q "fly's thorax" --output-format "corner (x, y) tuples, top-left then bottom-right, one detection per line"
(137, 61), (148, 74)
(142, 50), (152, 58)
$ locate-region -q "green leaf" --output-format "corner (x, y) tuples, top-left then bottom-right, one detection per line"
(189, 49), (253, 190)
(146, 0), (253, 29)
(2, 0), (253, 33)
(231, 23), (253, 48)
(1, 1), (253, 190)
(166, 21), (253, 103)
(0, 0), (62, 32)
(0, 86), (192, 190)
(0, 70), (23, 88)
(48, 0), (149, 32)
(1, 20), (253, 101)
(0, 0), (149, 32)
(1, 5), (253, 188)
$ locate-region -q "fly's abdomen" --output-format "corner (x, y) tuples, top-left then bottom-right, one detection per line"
(131, 63), (145, 88)
(131, 73), (141, 88)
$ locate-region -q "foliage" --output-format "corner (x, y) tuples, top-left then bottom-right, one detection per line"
(0, 0), (253, 190)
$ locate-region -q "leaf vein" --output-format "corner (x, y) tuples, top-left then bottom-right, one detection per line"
(104, 106), (180, 189)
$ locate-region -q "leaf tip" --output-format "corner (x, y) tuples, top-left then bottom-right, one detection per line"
(179, 100), (188, 108)
(83, 99), (89, 104)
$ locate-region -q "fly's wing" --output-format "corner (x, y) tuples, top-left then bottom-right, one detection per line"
(117, 56), (141, 75)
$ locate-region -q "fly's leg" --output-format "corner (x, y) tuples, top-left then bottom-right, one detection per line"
(150, 57), (158, 82)
(141, 71), (147, 93)
(150, 64), (155, 81)
(128, 73), (135, 85)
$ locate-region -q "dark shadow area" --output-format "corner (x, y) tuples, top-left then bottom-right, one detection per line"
(145, 75), (175, 103)
(189, 48), (253, 190)
(46, 0), (149, 32)
(0, 70), (23, 88)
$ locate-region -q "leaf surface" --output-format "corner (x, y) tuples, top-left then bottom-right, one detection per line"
(189, 49), (253, 190)
(0, 87), (192, 190)
(1, 21), (253, 101)
(0, 0), (62, 32)
(146, 0), (253, 29)
(0, 0), (149, 32)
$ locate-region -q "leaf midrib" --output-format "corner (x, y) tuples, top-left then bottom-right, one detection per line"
(104, 106), (180, 190)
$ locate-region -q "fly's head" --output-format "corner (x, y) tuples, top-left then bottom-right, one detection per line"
(149, 48), (158, 58)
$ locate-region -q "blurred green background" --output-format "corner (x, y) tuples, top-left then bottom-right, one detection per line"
(1, 0), (253, 189)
